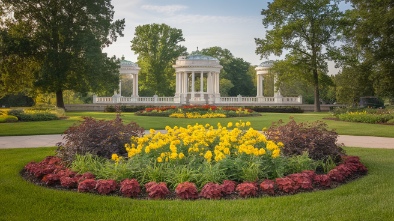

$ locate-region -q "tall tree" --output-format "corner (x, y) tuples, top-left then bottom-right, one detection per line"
(338, 0), (394, 98)
(131, 23), (187, 96)
(200, 47), (255, 96)
(0, 0), (125, 108)
(255, 0), (343, 111)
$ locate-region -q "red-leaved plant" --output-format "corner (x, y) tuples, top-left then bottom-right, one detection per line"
(287, 173), (313, 190)
(221, 180), (237, 195)
(95, 179), (117, 195)
(78, 179), (97, 193)
(175, 182), (199, 200)
(236, 182), (258, 198)
(145, 182), (170, 199)
(120, 179), (141, 198)
(60, 176), (79, 188)
(275, 177), (295, 193)
(313, 174), (331, 187)
(42, 173), (60, 186)
(200, 182), (222, 199)
(260, 179), (276, 195)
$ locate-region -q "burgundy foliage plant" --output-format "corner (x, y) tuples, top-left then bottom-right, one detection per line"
(120, 179), (141, 198)
(145, 182), (170, 199)
(175, 182), (199, 200)
(236, 182), (258, 198)
(200, 182), (222, 199)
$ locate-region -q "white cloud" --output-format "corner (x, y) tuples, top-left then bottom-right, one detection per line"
(141, 4), (188, 15)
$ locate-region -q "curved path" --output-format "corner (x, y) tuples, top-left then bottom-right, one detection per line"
(0, 134), (393, 149)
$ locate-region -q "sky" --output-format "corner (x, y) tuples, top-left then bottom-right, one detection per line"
(103, 0), (346, 74)
(103, 0), (270, 66)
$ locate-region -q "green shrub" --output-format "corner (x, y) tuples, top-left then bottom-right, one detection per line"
(285, 152), (317, 175)
(0, 115), (18, 123)
(105, 105), (147, 112)
(337, 111), (394, 124)
(265, 118), (345, 163)
(247, 106), (303, 113)
(56, 113), (145, 164)
(6, 106), (64, 121)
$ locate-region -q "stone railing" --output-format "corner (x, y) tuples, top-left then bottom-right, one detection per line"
(93, 95), (175, 104)
(93, 95), (302, 105)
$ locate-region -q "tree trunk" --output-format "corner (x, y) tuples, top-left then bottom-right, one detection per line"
(56, 90), (65, 109)
(313, 69), (321, 112)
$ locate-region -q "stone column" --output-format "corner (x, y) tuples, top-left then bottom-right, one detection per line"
(200, 72), (204, 100)
(191, 71), (195, 99)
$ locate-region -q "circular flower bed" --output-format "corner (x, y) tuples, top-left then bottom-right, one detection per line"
(22, 121), (368, 200)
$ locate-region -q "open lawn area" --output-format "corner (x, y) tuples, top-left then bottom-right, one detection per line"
(1, 112), (393, 137)
(1, 147), (393, 221)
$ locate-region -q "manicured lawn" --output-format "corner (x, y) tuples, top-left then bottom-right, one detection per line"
(0, 147), (393, 221)
(1, 112), (393, 137)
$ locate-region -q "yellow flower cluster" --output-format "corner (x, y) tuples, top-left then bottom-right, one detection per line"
(111, 153), (123, 163)
(169, 112), (226, 118)
(124, 121), (282, 164)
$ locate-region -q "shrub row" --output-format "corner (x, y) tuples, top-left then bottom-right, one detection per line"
(104, 105), (147, 113)
(23, 155), (367, 200)
(247, 106), (303, 113)
(104, 105), (303, 114)
(7, 109), (59, 121)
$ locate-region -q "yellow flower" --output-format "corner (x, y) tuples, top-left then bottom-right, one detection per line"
(179, 152), (185, 159)
(111, 153), (119, 161)
(227, 122), (233, 128)
(157, 157), (163, 163)
(204, 150), (213, 162)
(246, 121), (251, 127)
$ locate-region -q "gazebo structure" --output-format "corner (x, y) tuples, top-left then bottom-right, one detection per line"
(110, 59), (140, 103)
(93, 56), (302, 105)
(172, 53), (222, 104)
(255, 60), (282, 103)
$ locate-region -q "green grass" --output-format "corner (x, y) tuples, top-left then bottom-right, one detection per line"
(1, 112), (393, 137)
(1, 147), (393, 221)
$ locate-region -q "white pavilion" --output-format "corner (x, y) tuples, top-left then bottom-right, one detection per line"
(93, 55), (302, 105)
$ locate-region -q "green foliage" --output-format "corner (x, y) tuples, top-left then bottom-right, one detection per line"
(6, 106), (64, 121)
(247, 106), (303, 113)
(131, 23), (187, 96)
(339, 0), (394, 98)
(200, 47), (255, 96)
(337, 110), (394, 124)
(56, 114), (145, 164)
(0, 93), (35, 107)
(285, 152), (317, 175)
(0, 114), (18, 123)
(266, 118), (345, 163)
(104, 105), (147, 113)
(0, 0), (125, 108)
(255, 0), (343, 111)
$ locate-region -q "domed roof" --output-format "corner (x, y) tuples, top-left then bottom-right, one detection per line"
(120, 60), (139, 67)
(185, 54), (218, 61)
(258, 60), (274, 67)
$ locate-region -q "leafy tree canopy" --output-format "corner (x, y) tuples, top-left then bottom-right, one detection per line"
(0, 0), (125, 108)
(255, 0), (343, 111)
(336, 0), (394, 98)
(200, 47), (255, 96)
(131, 23), (187, 96)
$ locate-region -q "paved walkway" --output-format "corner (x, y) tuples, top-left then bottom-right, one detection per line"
(0, 134), (393, 149)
